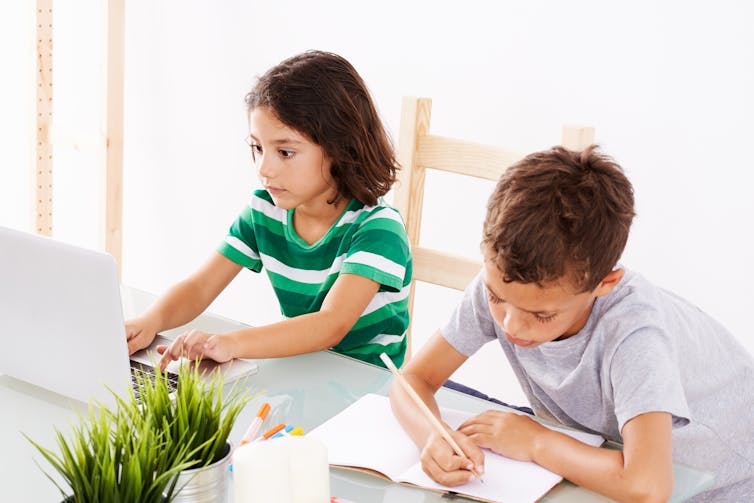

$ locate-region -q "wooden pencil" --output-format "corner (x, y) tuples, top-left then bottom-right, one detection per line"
(379, 352), (484, 482)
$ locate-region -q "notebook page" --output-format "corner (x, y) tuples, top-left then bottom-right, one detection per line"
(310, 394), (604, 503)
(399, 408), (604, 503)
(308, 393), (421, 481)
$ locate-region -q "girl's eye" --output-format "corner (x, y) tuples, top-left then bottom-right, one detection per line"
(250, 143), (263, 161)
(487, 293), (502, 305)
(533, 313), (556, 323)
(279, 149), (295, 159)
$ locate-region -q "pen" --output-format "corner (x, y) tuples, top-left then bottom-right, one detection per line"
(258, 423), (286, 441)
(269, 424), (294, 439)
(379, 352), (484, 482)
(240, 402), (271, 446)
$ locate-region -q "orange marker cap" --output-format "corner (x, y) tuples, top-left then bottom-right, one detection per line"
(261, 423), (286, 440)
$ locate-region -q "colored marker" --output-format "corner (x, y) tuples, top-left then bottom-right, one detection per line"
(239, 403), (270, 446)
(269, 425), (294, 439)
(269, 425), (305, 439)
(258, 423), (286, 441)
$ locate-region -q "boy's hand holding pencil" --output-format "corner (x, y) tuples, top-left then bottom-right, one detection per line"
(380, 353), (485, 486)
(421, 424), (487, 486)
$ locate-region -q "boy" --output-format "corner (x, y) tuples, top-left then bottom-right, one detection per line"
(389, 146), (754, 502)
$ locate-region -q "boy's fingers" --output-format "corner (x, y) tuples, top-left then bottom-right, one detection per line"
(458, 433), (486, 471)
(424, 437), (470, 472)
(458, 413), (487, 430)
(422, 453), (476, 486)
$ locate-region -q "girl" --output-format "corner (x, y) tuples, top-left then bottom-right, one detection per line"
(125, 51), (411, 369)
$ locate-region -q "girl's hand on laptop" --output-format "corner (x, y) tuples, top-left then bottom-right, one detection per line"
(157, 329), (233, 370)
(125, 316), (159, 355)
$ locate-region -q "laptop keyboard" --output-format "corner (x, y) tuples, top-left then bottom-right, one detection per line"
(129, 360), (179, 401)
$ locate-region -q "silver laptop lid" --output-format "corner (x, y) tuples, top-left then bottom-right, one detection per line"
(0, 226), (130, 407)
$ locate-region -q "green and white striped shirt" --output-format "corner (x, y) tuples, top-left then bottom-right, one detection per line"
(217, 190), (411, 367)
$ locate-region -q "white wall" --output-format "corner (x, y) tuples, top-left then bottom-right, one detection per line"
(2, 1), (753, 406)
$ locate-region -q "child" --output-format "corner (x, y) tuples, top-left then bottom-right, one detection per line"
(389, 146), (754, 501)
(126, 51), (411, 369)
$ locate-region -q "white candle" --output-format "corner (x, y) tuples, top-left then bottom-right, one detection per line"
(233, 440), (292, 502)
(233, 436), (330, 503)
(289, 437), (330, 503)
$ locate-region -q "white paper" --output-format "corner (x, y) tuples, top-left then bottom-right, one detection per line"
(308, 394), (604, 503)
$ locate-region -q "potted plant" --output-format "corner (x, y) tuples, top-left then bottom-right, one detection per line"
(25, 402), (197, 503)
(131, 361), (252, 502)
(27, 360), (252, 503)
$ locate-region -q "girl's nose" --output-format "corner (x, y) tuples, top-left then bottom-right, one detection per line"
(256, 153), (274, 179)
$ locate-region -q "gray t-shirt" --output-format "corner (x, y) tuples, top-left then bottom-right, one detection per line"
(442, 268), (754, 501)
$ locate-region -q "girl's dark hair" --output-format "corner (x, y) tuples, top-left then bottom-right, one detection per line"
(245, 51), (398, 206)
(482, 145), (636, 292)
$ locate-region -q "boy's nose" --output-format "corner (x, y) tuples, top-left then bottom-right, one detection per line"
(502, 309), (525, 336)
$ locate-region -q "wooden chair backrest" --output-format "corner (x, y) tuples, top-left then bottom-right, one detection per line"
(392, 96), (595, 358)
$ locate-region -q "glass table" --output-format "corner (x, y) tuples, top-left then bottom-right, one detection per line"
(0, 286), (715, 502)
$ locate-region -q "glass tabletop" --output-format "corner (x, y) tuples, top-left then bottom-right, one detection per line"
(0, 286), (715, 502)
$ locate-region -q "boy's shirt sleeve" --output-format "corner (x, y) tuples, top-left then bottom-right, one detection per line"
(216, 202), (263, 272)
(442, 271), (497, 356)
(609, 327), (691, 433)
(340, 208), (411, 292)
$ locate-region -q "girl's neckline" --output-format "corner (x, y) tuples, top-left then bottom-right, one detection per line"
(285, 198), (358, 249)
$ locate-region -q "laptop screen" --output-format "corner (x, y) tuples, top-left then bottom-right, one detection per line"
(0, 226), (131, 407)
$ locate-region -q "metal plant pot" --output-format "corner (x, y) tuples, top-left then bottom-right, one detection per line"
(169, 442), (232, 503)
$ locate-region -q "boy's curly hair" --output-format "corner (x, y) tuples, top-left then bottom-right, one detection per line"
(482, 145), (635, 292)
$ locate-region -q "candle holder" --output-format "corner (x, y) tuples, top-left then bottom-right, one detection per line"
(233, 436), (330, 502)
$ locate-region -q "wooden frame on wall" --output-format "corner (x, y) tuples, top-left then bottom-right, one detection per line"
(102, 0), (125, 275)
(35, 0), (53, 237)
(33, 0), (125, 275)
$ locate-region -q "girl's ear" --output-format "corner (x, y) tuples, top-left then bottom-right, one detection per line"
(594, 268), (625, 297)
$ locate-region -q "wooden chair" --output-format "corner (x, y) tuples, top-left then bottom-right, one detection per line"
(393, 96), (594, 359)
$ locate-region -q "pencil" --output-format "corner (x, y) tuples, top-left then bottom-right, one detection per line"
(379, 352), (484, 482)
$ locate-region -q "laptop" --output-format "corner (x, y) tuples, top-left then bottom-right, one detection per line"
(0, 225), (257, 408)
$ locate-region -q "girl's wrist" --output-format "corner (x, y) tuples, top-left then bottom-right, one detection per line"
(224, 330), (245, 360)
(139, 309), (164, 334)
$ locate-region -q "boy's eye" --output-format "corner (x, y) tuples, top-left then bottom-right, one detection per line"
(533, 313), (556, 323)
(486, 293), (502, 305)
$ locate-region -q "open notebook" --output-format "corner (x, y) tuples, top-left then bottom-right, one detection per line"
(308, 393), (604, 503)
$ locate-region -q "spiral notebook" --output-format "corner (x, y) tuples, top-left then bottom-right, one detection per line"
(308, 393), (604, 503)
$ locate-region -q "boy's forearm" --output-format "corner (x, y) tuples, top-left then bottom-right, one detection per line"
(531, 429), (672, 503)
(389, 374), (443, 449)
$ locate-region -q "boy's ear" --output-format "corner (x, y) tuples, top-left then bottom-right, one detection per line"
(594, 268), (625, 297)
